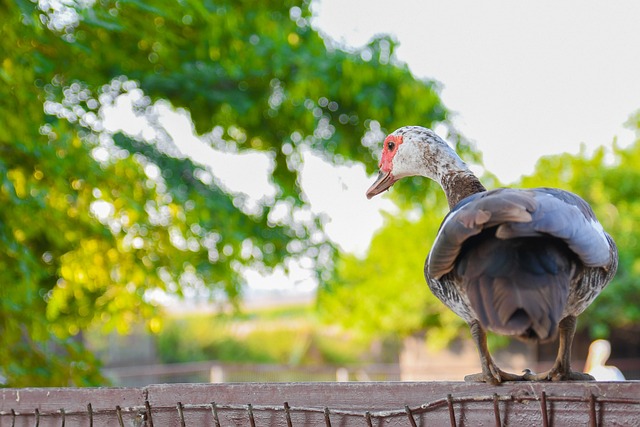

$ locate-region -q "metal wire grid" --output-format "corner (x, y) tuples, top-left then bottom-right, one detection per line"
(1, 390), (639, 427)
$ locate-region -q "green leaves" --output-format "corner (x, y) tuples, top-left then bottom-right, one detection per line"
(522, 135), (640, 336)
(1, 0), (450, 385)
(317, 190), (467, 345)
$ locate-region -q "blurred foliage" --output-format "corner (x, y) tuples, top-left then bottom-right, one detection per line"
(320, 113), (640, 349)
(317, 174), (465, 350)
(520, 122), (640, 338)
(1, 0), (452, 385)
(155, 305), (372, 366)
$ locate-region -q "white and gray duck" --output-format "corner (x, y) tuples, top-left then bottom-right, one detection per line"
(366, 126), (618, 383)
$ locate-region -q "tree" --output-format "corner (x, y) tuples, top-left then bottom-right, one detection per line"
(1, 0), (451, 385)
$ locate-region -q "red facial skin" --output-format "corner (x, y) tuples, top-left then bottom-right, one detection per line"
(365, 134), (405, 199)
(379, 134), (403, 172)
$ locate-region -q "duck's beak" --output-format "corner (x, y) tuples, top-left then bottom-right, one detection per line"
(366, 170), (396, 199)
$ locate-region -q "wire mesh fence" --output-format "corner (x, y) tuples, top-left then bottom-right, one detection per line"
(1, 381), (639, 426)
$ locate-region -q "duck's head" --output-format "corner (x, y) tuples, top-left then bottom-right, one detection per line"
(366, 126), (465, 199)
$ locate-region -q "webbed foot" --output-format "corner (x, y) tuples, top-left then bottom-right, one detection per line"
(522, 368), (595, 382)
(464, 364), (526, 384)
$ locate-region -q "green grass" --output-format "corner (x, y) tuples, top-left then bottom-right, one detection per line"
(156, 303), (372, 366)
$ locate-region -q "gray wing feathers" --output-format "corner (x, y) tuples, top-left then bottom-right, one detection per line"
(428, 188), (613, 279)
(495, 192), (611, 268)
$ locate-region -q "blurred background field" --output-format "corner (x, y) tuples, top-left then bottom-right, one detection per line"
(87, 300), (404, 386)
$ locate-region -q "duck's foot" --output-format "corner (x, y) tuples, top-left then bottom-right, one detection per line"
(522, 368), (595, 382)
(465, 367), (594, 383)
(519, 316), (595, 381)
(465, 320), (529, 384)
(464, 366), (526, 384)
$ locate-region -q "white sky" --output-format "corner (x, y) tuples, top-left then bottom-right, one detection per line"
(313, 0), (640, 183)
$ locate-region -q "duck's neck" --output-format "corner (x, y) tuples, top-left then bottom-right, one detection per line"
(440, 170), (487, 210)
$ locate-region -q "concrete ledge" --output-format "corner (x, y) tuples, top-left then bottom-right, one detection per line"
(1, 381), (639, 426)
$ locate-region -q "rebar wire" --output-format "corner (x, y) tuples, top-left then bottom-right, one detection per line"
(492, 393), (501, 427)
(145, 400), (155, 427)
(589, 393), (598, 427)
(540, 391), (549, 427)
(405, 405), (418, 427)
(323, 406), (332, 427)
(115, 405), (124, 427)
(364, 411), (373, 427)
(247, 404), (256, 427)
(177, 402), (186, 427)
(210, 402), (221, 427)
(283, 402), (293, 427)
(447, 394), (457, 427)
(87, 403), (93, 427)
(1, 391), (639, 425)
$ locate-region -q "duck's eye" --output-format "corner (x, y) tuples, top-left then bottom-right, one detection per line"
(387, 141), (395, 151)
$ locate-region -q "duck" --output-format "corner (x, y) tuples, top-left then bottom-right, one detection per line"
(584, 339), (625, 381)
(366, 126), (618, 384)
